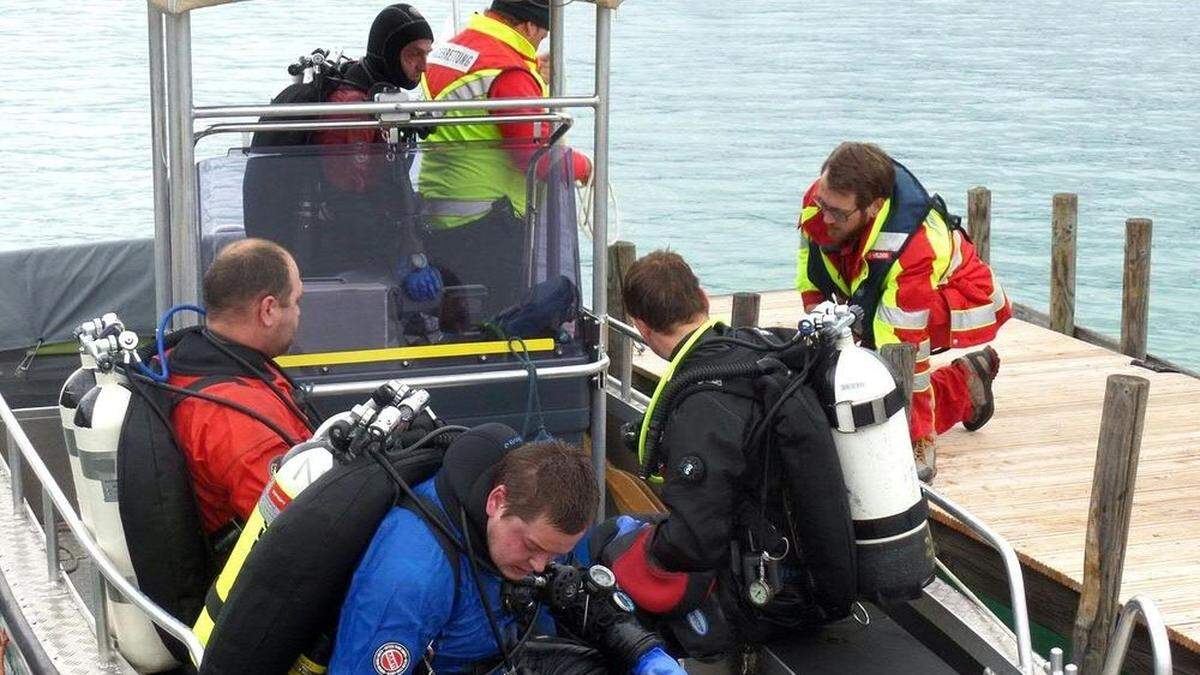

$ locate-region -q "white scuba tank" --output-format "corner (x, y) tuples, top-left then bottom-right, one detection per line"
(820, 316), (935, 603)
(60, 332), (98, 524)
(72, 329), (179, 672)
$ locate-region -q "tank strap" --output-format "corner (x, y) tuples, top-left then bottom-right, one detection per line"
(825, 387), (905, 433)
(399, 495), (462, 597)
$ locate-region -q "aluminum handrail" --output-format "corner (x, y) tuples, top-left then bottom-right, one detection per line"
(1100, 595), (1173, 675)
(194, 112), (572, 142)
(195, 95), (600, 120)
(308, 354), (610, 397)
(608, 316), (641, 342)
(0, 393), (206, 666)
(923, 486), (1034, 674)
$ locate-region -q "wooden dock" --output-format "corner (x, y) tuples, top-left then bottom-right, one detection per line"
(629, 289), (1200, 671)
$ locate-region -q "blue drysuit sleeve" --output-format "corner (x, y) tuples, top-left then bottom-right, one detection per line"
(330, 507), (457, 674)
(631, 647), (686, 675)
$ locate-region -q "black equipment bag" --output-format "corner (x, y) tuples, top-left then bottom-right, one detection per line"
(117, 375), (239, 664)
(753, 369), (857, 622)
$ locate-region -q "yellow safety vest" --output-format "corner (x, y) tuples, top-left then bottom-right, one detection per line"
(419, 13), (549, 229)
(637, 319), (721, 482)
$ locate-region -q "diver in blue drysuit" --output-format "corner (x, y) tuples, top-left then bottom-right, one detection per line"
(330, 423), (680, 674)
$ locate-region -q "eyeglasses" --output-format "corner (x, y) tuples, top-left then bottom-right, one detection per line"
(814, 196), (861, 224)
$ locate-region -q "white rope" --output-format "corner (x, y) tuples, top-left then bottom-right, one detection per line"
(577, 175), (621, 245)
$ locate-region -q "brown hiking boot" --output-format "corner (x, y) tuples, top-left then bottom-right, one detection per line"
(913, 437), (937, 483)
(955, 346), (1000, 431)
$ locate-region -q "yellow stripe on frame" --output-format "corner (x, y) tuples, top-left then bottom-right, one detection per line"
(274, 338), (557, 369)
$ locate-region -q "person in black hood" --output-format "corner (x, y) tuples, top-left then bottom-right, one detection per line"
(245, 5), (437, 289)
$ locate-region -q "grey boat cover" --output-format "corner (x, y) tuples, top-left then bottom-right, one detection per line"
(0, 239), (155, 351)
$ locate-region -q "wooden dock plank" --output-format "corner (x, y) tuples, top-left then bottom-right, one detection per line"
(629, 289), (1200, 654)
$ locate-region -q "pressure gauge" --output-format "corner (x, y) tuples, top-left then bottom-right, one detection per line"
(748, 579), (773, 607)
(588, 565), (617, 589)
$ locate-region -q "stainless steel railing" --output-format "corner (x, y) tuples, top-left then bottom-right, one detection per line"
(922, 487), (1035, 674)
(0, 393), (206, 666)
(1100, 595), (1173, 675)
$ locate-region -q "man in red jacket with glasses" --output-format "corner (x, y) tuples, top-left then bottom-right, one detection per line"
(795, 142), (1010, 480)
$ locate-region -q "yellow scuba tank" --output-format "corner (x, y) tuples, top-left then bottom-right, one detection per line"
(192, 382), (433, 662)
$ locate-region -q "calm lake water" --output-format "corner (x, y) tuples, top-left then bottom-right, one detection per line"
(0, 1), (1197, 367)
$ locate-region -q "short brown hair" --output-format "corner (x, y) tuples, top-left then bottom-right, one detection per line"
(494, 439), (597, 534)
(203, 238), (295, 319)
(621, 250), (708, 333)
(821, 142), (895, 208)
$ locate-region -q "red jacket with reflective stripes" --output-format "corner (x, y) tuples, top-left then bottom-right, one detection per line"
(796, 179), (1011, 440)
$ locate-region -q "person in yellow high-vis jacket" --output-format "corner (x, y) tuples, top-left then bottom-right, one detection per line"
(795, 143), (1011, 480)
(419, 1), (591, 317)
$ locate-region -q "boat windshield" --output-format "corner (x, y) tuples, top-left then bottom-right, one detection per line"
(197, 138), (581, 355)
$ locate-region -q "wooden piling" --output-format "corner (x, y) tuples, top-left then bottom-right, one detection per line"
(967, 186), (992, 264)
(1071, 374), (1151, 674)
(1120, 219), (1152, 360)
(1050, 193), (1078, 336)
(606, 241), (636, 381)
(731, 292), (761, 328)
(879, 343), (917, 425)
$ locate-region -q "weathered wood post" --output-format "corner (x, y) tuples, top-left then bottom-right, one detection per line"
(606, 241), (636, 388)
(879, 343), (917, 424)
(731, 292), (761, 328)
(1071, 374), (1151, 674)
(1050, 193), (1078, 336)
(967, 186), (992, 264)
(1120, 219), (1152, 360)
(880, 342), (925, 476)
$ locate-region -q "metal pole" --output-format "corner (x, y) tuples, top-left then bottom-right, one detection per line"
(165, 12), (201, 316)
(148, 2), (172, 317)
(91, 564), (112, 662)
(7, 429), (22, 514)
(549, 0), (566, 99)
(42, 487), (59, 582)
(195, 96), (599, 118)
(589, 3), (613, 519)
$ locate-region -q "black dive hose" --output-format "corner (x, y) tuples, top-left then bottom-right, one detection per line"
(640, 357), (785, 479)
(461, 508), (517, 673)
(127, 370), (302, 447)
(200, 329), (323, 431)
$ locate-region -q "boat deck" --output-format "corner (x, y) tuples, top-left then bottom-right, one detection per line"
(629, 289), (1200, 660)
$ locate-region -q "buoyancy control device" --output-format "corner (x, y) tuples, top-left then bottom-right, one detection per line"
(196, 380), (456, 675)
(71, 324), (181, 672)
(634, 301), (934, 612)
(805, 302), (935, 603)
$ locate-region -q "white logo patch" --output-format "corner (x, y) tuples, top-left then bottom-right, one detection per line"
(429, 43), (480, 72)
(373, 642), (411, 675)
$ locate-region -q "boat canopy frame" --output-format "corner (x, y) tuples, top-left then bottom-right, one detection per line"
(146, 0), (617, 509)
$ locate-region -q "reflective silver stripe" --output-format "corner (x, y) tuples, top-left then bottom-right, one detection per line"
(946, 231), (964, 277)
(440, 75), (497, 102)
(872, 231), (909, 253)
(877, 304), (929, 329)
(423, 198), (495, 218)
(79, 450), (117, 481)
(917, 339), (931, 361)
(951, 302), (999, 330)
(913, 371), (931, 392)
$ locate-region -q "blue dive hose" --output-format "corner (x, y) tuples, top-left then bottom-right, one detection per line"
(135, 304), (207, 382)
